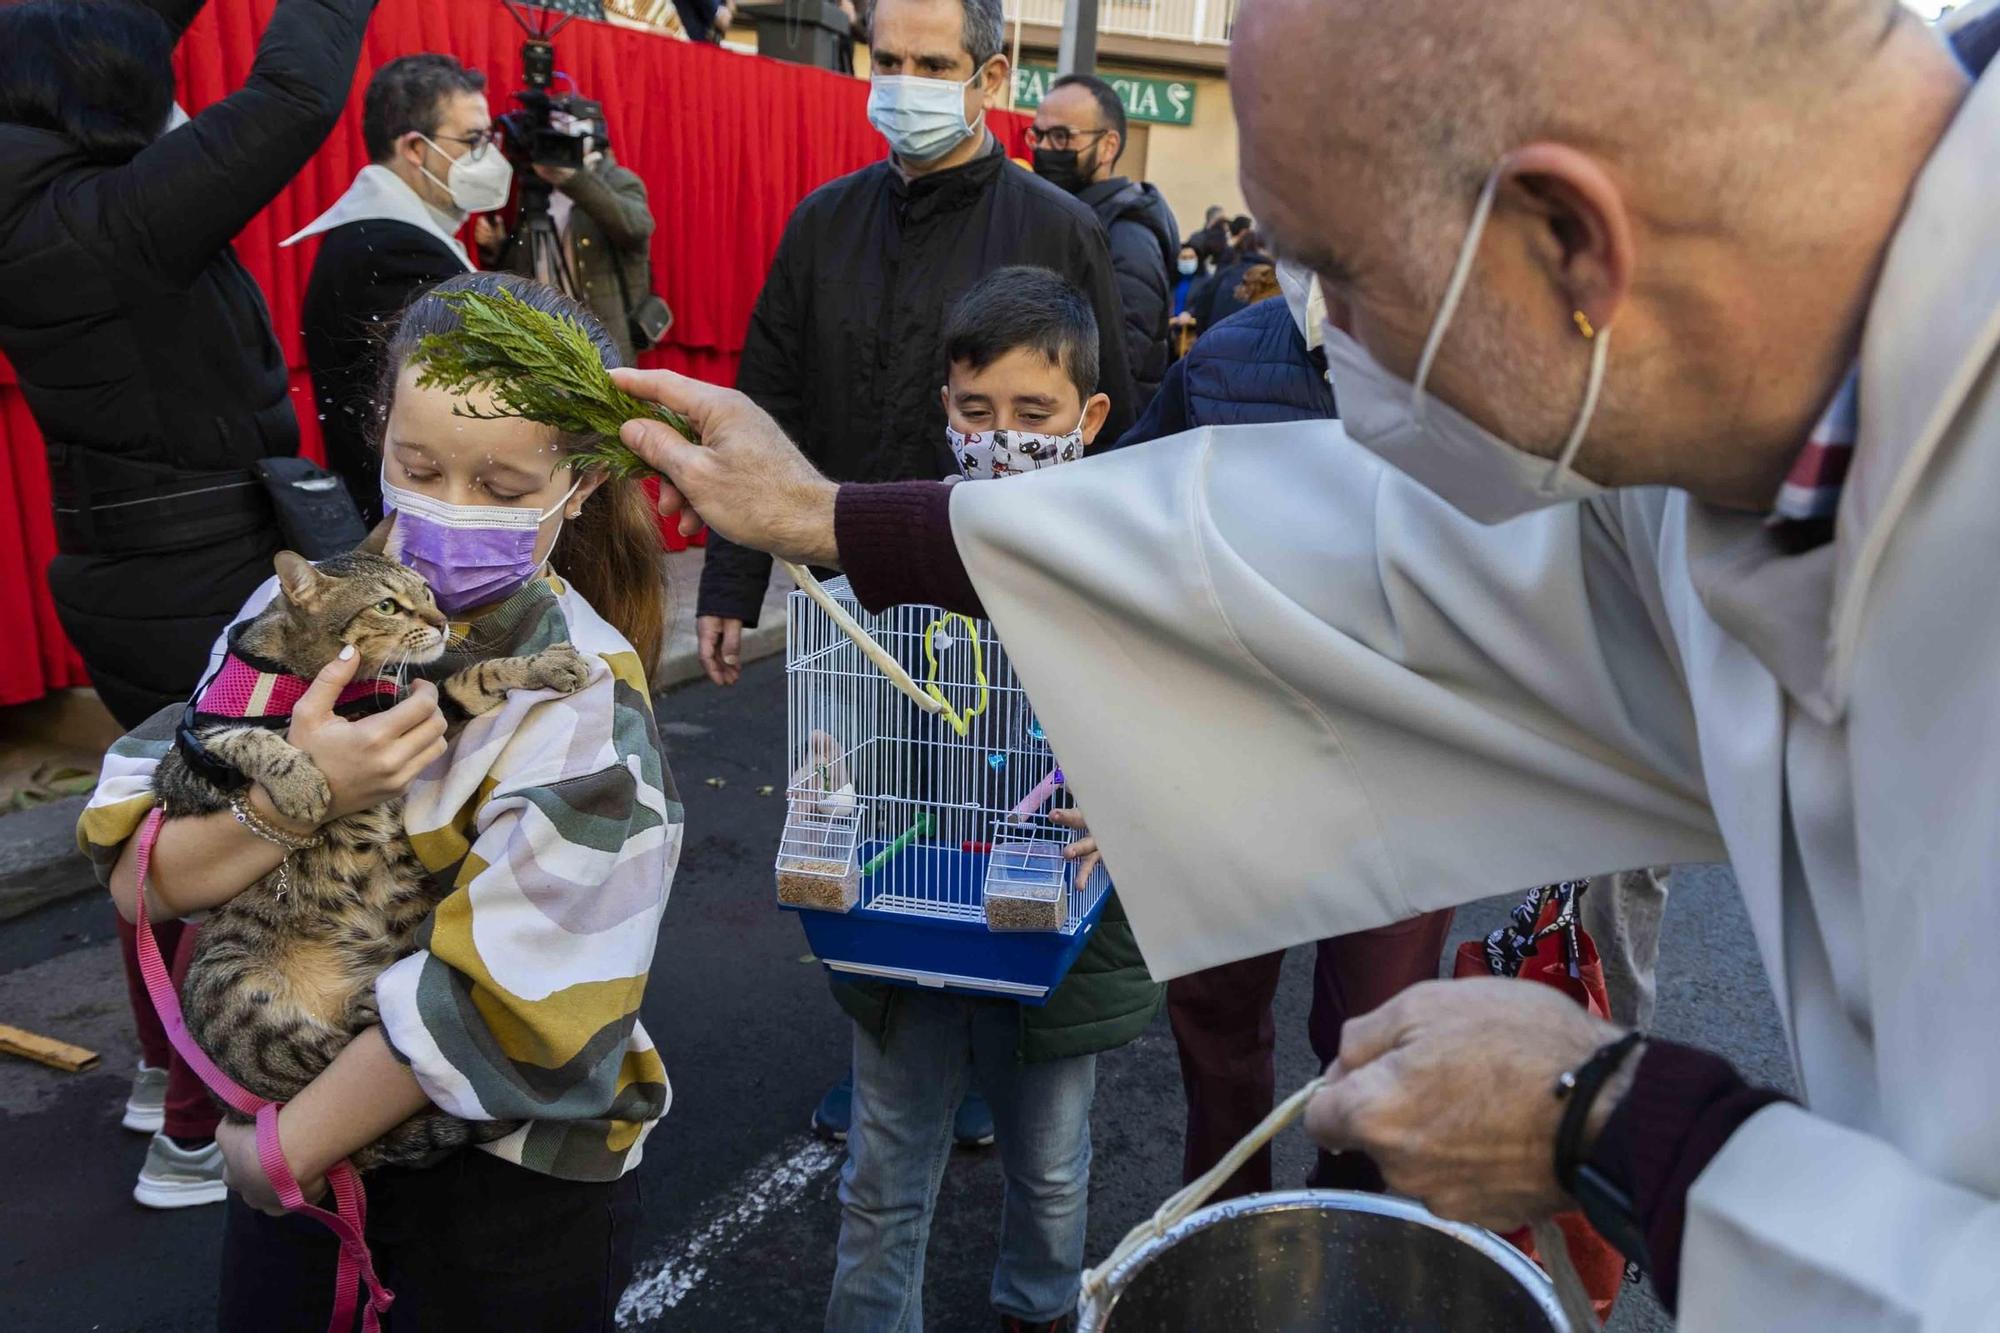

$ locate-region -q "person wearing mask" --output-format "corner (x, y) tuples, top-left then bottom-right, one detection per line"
(1030, 73), (1179, 411)
(1168, 243), (1202, 360)
(484, 98), (659, 368)
(694, 0), (1136, 1149)
(292, 54), (499, 524)
(0, 0), (377, 1209)
(612, 1), (2000, 1323)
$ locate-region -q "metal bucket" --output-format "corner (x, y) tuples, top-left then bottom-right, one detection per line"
(1078, 1190), (1571, 1333)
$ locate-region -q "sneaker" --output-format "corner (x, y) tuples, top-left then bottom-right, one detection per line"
(122, 1062), (168, 1134)
(811, 1075), (853, 1142)
(954, 1090), (996, 1149)
(133, 1133), (227, 1209)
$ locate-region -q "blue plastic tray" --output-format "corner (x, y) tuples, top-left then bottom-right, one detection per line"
(781, 841), (1110, 1006)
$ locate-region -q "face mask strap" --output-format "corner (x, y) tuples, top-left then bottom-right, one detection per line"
(1411, 168), (1504, 414)
(1542, 324), (1612, 494)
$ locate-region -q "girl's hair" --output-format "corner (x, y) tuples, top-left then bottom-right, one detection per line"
(0, 0), (176, 163)
(381, 271), (667, 674)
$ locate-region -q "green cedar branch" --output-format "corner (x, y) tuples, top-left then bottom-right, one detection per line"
(412, 286), (697, 478)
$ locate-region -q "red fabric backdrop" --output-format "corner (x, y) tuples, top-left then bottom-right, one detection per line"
(0, 0), (1031, 706)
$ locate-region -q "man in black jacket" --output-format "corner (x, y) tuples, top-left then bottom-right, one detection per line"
(694, 0), (1136, 686)
(292, 55), (495, 523)
(1030, 73), (1178, 411)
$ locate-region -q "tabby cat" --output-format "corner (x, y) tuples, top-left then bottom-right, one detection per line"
(153, 544), (591, 1170)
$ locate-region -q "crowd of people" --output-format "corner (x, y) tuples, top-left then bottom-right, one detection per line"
(1, 0), (1997, 1329)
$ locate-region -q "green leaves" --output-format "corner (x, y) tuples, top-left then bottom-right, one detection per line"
(412, 286), (698, 479)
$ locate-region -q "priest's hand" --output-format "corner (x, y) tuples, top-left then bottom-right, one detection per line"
(612, 368), (840, 567)
(1302, 978), (1631, 1231)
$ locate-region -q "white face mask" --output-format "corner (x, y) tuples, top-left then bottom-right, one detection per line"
(868, 67), (984, 164)
(946, 420), (1085, 479)
(418, 135), (515, 216)
(1324, 169), (1612, 525)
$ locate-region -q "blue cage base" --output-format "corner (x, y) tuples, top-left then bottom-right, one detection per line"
(781, 842), (1110, 1006)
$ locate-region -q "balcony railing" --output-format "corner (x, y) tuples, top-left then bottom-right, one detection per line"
(1002, 0), (1237, 47)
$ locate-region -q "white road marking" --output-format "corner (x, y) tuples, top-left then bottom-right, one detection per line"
(615, 1134), (844, 1327)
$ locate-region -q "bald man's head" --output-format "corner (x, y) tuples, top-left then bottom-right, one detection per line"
(1232, 0), (1965, 510)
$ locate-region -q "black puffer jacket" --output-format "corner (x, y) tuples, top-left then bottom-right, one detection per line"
(0, 0), (375, 726)
(1076, 176), (1177, 413)
(698, 137), (1138, 626)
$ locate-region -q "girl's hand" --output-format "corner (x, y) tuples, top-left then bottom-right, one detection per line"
(1050, 807), (1101, 889)
(215, 1120), (326, 1217)
(286, 649), (448, 823)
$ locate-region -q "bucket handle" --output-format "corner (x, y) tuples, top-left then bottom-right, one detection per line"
(1080, 1075), (1600, 1331)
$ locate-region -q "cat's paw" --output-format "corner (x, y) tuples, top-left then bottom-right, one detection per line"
(526, 643), (592, 696)
(263, 763), (333, 826)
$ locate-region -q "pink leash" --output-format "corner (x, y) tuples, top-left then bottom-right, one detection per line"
(132, 808), (393, 1333)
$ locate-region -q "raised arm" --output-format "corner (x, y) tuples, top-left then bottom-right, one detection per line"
(562, 160), (655, 253)
(89, 0), (377, 286)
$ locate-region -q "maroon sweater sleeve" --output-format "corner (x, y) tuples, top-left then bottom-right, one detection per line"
(834, 481), (985, 617)
(1586, 1039), (1792, 1313)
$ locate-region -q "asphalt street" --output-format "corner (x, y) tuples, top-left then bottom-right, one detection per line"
(0, 658), (1795, 1332)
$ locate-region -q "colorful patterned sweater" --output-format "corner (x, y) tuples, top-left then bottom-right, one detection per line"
(78, 575), (681, 1182)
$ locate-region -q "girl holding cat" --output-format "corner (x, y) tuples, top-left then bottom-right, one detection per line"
(84, 273), (677, 1332)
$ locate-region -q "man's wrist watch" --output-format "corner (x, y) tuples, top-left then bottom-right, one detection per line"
(1553, 1031), (1652, 1272)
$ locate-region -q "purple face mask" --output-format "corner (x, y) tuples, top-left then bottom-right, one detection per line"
(380, 476), (579, 614)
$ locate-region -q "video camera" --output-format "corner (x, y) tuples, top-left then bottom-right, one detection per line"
(494, 35), (604, 173)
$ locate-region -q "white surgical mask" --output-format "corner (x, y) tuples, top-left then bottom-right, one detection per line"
(1178, 257), (1199, 276)
(1324, 168), (1611, 525)
(946, 420), (1085, 480)
(868, 67), (984, 164)
(1276, 260), (1325, 351)
(419, 135), (515, 216)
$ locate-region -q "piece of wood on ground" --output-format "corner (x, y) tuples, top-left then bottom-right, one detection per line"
(0, 1021), (101, 1072)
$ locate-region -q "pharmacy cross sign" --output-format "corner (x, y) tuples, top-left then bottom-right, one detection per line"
(1012, 66), (1198, 126)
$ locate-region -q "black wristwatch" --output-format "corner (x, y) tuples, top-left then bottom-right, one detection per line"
(1553, 1032), (1652, 1272)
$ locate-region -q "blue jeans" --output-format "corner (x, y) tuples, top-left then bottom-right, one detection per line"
(826, 992), (1097, 1332)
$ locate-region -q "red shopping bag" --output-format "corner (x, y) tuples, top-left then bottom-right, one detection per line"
(1453, 883), (1626, 1324)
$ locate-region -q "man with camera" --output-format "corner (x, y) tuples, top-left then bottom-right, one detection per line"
(290, 54), (502, 522)
(482, 97), (661, 368)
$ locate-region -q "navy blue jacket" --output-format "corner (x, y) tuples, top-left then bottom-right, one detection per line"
(1114, 294), (1334, 448)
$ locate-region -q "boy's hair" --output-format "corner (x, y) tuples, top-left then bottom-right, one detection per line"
(943, 266), (1099, 404)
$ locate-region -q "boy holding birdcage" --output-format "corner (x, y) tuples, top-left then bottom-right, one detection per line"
(816, 268), (1163, 1333)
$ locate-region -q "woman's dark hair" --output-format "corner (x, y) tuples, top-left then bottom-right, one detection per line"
(0, 0), (176, 164)
(943, 265), (1100, 404)
(381, 272), (668, 674)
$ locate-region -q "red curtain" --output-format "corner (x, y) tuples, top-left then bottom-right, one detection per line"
(0, 0), (1031, 706)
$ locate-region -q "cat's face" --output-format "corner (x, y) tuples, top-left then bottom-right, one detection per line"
(271, 550), (449, 676)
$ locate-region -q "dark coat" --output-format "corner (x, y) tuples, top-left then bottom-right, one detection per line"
(303, 218), (465, 524)
(698, 137), (1138, 625)
(1194, 250), (1276, 331)
(0, 0), (375, 727)
(496, 153), (655, 367)
(1118, 296), (1335, 444)
(1076, 176), (1178, 413)
(833, 891), (1164, 1064)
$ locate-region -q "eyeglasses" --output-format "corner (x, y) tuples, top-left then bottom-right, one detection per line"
(1023, 125), (1108, 152)
(427, 129), (496, 162)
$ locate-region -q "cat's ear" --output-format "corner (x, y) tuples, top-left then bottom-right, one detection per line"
(356, 515), (396, 557)
(274, 551), (322, 607)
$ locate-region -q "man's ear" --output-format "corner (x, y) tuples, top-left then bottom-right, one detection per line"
(978, 53), (1010, 106)
(1500, 143), (1634, 337)
(357, 515), (396, 556)
(274, 551), (321, 606)
(1079, 392), (1113, 449)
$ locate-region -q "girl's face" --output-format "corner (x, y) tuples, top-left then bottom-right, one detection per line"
(382, 367), (607, 566)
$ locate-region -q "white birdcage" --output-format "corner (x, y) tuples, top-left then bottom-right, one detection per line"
(776, 578), (1112, 1002)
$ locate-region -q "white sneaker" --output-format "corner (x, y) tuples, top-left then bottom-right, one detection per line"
(133, 1133), (227, 1209)
(122, 1061), (168, 1134)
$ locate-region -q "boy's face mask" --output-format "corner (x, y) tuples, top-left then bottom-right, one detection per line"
(946, 420), (1085, 480)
